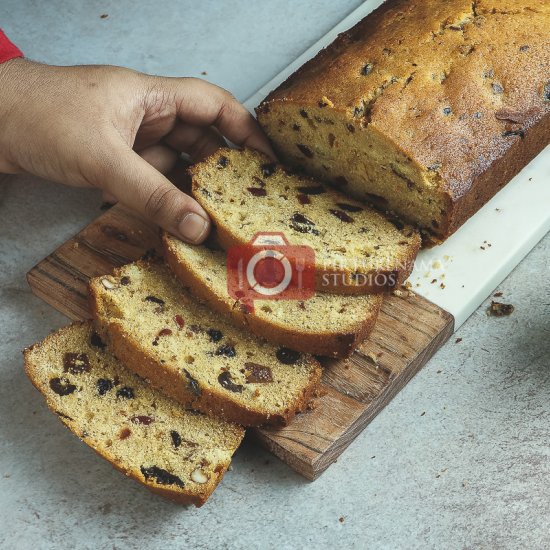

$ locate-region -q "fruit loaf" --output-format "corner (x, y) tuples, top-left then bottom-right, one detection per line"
(23, 322), (245, 507)
(162, 232), (383, 358)
(89, 261), (322, 427)
(190, 147), (420, 294)
(256, 0), (550, 243)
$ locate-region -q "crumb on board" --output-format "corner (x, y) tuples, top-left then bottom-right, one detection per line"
(455, 337), (462, 343)
(339, 517), (345, 524)
(494, 291), (503, 297)
(100, 14), (108, 19)
(487, 301), (514, 317)
(201, 71), (208, 75)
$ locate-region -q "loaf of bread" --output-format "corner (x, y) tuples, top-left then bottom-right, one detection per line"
(191, 148), (420, 293)
(162, 232), (383, 358)
(89, 261), (322, 427)
(24, 322), (245, 506)
(257, 0), (550, 243)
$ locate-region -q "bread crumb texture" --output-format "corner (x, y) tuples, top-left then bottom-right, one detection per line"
(23, 322), (244, 506)
(89, 262), (322, 426)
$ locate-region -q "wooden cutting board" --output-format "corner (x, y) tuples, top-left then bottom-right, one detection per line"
(27, 204), (454, 480)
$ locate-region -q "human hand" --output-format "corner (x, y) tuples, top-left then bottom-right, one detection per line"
(0, 58), (274, 243)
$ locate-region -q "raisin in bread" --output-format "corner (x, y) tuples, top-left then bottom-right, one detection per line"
(257, 0), (550, 243)
(89, 261), (322, 427)
(190, 148), (420, 294)
(162, 232), (383, 358)
(23, 322), (244, 507)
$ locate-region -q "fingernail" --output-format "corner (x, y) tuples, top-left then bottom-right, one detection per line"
(178, 212), (209, 243)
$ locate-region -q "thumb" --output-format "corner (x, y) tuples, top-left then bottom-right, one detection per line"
(95, 142), (210, 244)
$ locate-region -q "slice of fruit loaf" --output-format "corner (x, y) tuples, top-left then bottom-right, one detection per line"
(89, 261), (322, 427)
(162, 232), (383, 358)
(24, 322), (244, 507)
(190, 147), (421, 294)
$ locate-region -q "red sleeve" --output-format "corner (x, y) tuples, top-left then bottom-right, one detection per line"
(0, 29), (23, 64)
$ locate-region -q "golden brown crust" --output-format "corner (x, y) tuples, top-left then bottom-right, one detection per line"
(23, 322), (239, 507)
(162, 233), (383, 358)
(88, 268), (323, 427)
(257, 0), (550, 242)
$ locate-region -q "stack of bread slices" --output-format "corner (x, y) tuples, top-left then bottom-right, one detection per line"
(24, 147), (421, 506)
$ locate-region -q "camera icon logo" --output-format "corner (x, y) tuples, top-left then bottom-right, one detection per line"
(227, 232), (315, 310)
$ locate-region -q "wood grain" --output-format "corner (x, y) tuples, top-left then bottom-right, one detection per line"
(27, 203), (454, 480)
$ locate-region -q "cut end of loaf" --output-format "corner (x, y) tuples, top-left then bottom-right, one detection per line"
(256, 102), (451, 241)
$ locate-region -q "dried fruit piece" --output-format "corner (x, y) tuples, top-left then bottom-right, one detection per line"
(502, 130), (525, 139)
(131, 415), (154, 425)
(120, 276), (131, 285)
(276, 347), (301, 365)
(290, 212), (320, 235)
(50, 377), (77, 396)
(443, 107), (452, 115)
(336, 202), (363, 213)
(217, 156), (229, 168)
(245, 363), (273, 383)
(119, 427), (132, 440)
(218, 371), (244, 393)
(170, 430), (182, 449)
(63, 352), (91, 374)
(260, 162), (277, 177)
(207, 328), (223, 342)
(96, 378), (114, 395)
(361, 62), (374, 75)
(487, 301), (514, 317)
(297, 193), (311, 205)
(116, 387), (135, 399)
(174, 315), (185, 329)
(184, 369), (201, 396)
(216, 344), (236, 358)
(296, 144), (314, 158)
(247, 187), (267, 197)
(158, 328), (173, 337)
(296, 185), (326, 195)
(140, 466), (185, 488)
(329, 209), (354, 223)
(90, 332), (106, 350)
(145, 295), (165, 306)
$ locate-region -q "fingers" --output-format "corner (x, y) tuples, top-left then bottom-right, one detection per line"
(163, 122), (226, 162)
(156, 77), (276, 159)
(138, 144), (178, 174)
(92, 140), (210, 244)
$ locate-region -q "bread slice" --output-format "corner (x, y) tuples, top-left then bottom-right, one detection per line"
(190, 148), (420, 294)
(162, 232), (383, 358)
(89, 261), (322, 427)
(23, 322), (244, 507)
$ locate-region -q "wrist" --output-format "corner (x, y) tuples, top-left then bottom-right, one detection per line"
(0, 58), (36, 173)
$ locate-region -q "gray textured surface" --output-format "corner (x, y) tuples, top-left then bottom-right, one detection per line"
(1, 1), (549, 549)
